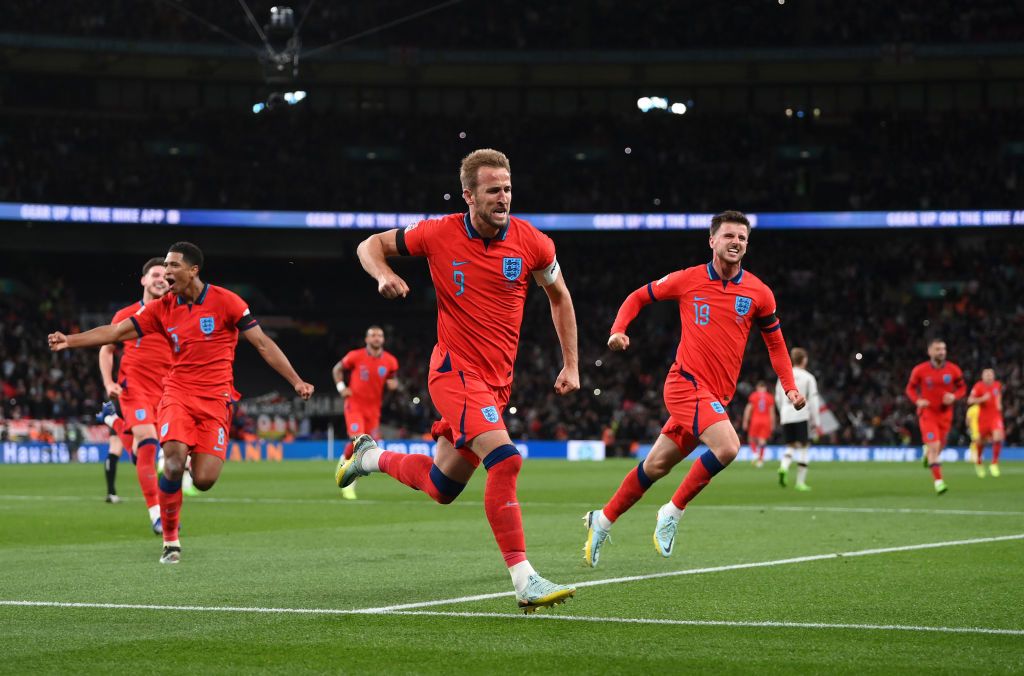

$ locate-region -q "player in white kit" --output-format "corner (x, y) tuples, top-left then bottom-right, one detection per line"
(776, 348), (820, 491)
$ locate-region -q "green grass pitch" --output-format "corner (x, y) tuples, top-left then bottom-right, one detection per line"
(1, 459), (1022, 674)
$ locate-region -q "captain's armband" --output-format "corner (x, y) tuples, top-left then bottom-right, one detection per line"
(532, 257), (560, 286)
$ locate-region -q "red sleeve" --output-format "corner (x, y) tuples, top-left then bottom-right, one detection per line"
(953, 365), (966, 399)
(131, 301), (163, 337)
(400, 219), (437, 257)
(905, 366), (921, 403)
(754, 284), (795, 392)
(755, 285), (778, 318)
(388, 353), (399, 376)
(610, 287), (654, 335)
(531, 231), (556, 271)
(223, 290), (257, 331)
(611, 270), (688, 335)
(341, 350), (357, 371)
(761, 325), (796, 393)
(970, 382), (982, 399)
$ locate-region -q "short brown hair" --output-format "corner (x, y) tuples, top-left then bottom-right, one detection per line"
(710, 210), (751, 236)
(460, 148), (511, 192)
(142, 257), (165, 275)
(791, 347), (808, 366)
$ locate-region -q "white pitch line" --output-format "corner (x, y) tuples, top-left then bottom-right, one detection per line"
(1, 494), (1022, 518)
(358, 533), (1024, 612)
(1, 602), (1020, 639)
(387, 610), (1024, 636)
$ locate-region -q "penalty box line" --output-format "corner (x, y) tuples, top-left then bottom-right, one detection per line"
(359, 533), (1024, 612)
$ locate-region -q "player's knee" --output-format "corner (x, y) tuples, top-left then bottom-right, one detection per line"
(642, 455), (672, 480)
(482, 444), (522, 475)
(712, 440), (740, 464)
(429, 465), (466, 504)
(162, 455), (186, 479)
(193, 477), (216, 492)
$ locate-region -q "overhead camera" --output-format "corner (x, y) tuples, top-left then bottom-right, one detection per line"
(253, 6), (306, 113)
(260, 6), (301, 85)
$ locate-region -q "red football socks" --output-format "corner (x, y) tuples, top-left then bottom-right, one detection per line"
(602, 463), (654, 523)
(158, 475), (183, 543)
(135, 438), (159, 509)
(671, 450), (726, 510)
(992, 442), (1002, 464)
(929, 463), (943, 481)
(482, 446), (526, 567)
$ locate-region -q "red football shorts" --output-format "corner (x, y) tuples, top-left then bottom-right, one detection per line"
(119, 387), (161, 433)
(918, 410), (952, 447)
(428, 347), (510, 450)
(663, 370), (731, 439)
(158, 392), (234, 460)
(978, 414), (1004, 438)
(747, 419), (773, 441)
(344, 400), (381, 438)
(659, 419), (702, 456)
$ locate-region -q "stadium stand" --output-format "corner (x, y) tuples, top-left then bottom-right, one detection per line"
(3, 228), (1019, 450)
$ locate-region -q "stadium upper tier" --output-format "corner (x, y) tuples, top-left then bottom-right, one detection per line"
(2, 110), (1021, 213)
(8, 0), (1024, 49)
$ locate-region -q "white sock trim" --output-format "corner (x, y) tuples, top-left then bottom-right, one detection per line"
(595, 509), (613, 531)
(660, 502), (685, 520)
(509, 560), (537, 594)
(361, 447), (383, 473)
(148, 505), (161, 522)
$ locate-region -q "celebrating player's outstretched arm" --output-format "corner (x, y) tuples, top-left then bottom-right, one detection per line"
(356, 229), (410, 299)
(48, 319), (139, 353)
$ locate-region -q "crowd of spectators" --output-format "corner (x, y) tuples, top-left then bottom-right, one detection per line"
(4, 229), (1019, 452)
(0, 279), (105, 421)
(9, 0), (1024, 49)
(2, 109), (1022, 213)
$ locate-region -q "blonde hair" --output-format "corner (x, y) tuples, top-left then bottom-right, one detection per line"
(791, 347), (808, 366)
(460, 148), (511, 191)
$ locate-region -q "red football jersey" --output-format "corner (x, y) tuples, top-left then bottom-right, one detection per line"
(905, 360), (965, 416)
(613, 262), (786, 403)
(748, 390), (774, 423)
(970, 380), (1003, 418)
(400, 213), (556, 387)
(130, 284), (257, 399)
(341, 348), (399, 411)
(111, 300), (172, 398)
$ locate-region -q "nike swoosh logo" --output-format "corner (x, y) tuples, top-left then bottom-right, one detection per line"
(693, 296), (708, 301)
(452, 260), (470, 267)
(166, 327), (177, 332)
